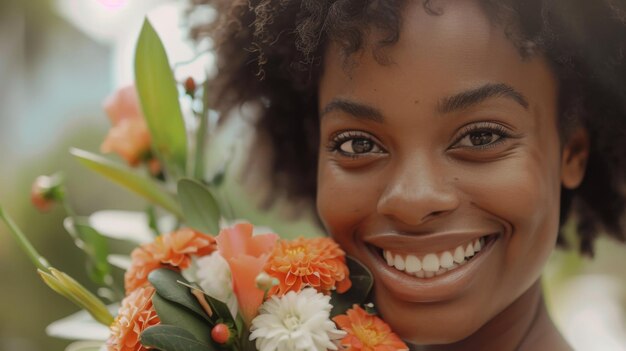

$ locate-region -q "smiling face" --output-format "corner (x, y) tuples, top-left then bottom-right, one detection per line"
(316, 0), (580, 345)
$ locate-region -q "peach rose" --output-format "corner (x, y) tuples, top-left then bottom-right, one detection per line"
(107, 286), (160, 351)
(101, 85), (152, 167)
(125, 228), (216, 293)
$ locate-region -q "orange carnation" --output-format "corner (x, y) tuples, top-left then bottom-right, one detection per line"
(107, 286), (160, 351)
(264, 237), (351, 296)
(333, 305), (409, 351)
(125, 228), (216, 293)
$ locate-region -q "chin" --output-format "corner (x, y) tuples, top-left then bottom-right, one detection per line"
(374, 283), (488, 345)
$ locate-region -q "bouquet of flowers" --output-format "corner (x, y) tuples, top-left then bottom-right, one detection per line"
(1, 19), (408, 351)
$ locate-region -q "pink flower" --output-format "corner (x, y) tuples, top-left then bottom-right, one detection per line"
(216, 223), (278, 326)
(101, 85), (152, 167)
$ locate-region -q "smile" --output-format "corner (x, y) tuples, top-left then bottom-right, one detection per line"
(382, 235), (493, 278)
(365, 232), (502, 302)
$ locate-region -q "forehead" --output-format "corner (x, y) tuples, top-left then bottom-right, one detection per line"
(319, 0), (557, 118)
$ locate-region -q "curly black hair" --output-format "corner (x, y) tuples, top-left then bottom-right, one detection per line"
(188, 0), (626, 256)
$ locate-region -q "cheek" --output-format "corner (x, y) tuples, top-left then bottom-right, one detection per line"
(316, 160), (382, 243)
(462, 149), (562, 263)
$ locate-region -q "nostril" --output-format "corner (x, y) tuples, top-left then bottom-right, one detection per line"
(422, 210), (449, 221)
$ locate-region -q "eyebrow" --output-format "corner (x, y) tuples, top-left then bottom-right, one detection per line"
(437, 83), (529, 114)
(319, 83), (529, 122)
(319, 99), (385, 123)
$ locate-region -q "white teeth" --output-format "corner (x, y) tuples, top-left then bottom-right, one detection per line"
(440, 251), (454, 268)
(393, 254), (405, 271)
(473, 239), (481, 252)
(384, 250), (394, 266)
(405, 255), (421, 273)
(465, 243), (475, 257)
(422, 253), (440, 272)
(382, 236), (491, 278)
(453, 246), (465, 263)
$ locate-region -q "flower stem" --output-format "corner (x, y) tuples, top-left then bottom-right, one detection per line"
(193, 79), (210, 181)
(0, 206), (51, 273)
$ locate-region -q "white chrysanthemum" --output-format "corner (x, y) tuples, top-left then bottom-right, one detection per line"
(189, 251), (238, 319)
(250, 288), (345, 351)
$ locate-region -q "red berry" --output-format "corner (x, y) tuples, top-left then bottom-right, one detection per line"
(211, 323), (230, 344)
(184, 77), (196, 96)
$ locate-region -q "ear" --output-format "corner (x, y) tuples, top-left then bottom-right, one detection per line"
(561, 127), (590, 189)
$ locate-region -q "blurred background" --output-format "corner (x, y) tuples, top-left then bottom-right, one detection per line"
(0, 1), (624, 350)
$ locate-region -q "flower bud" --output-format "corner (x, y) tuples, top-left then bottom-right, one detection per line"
(38, 267), (114, 325)
(255, 272), (278, 292)
(30, 174), (65, 212)
(211, 323), (231, 344)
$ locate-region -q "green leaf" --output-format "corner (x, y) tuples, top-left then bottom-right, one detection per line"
(135, 19), (188, 178)
(203, 292), (235, 325)
(152, 293), (213, 345)
(147, 269), (212, 322)
(177, 179), (221, 234)
(330, 256), (374, 317)
(71, 148), (182, 217)
(141, 325), (215, 351)
(146, 205), (160, 236)
(71, 220), (111, 286)
(235, 314), (244, 339)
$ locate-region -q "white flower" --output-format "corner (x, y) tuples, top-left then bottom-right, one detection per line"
(188, 251), (238, 319)
(250, 288), (345, 351)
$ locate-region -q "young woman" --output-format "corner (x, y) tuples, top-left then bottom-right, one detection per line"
(191, 0), (626, 349)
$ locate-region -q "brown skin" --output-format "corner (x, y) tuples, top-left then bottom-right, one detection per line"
(316, 1), (588, 350)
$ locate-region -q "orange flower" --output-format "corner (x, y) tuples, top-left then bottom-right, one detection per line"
(101, 85), (152, 167)
(107, 286), (160, 351)
(265, 237), (351, 296)
(125, 228), (216, 293)
(333, 305), (409, 351)
(215, 223), (278, 326)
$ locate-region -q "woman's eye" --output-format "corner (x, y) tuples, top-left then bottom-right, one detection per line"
(340, 138), (380, 154)
(328, 131), (385, 157)
(452, 123), (511, 149)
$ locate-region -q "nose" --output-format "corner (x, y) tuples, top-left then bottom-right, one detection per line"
(376, 155), (460, 227)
